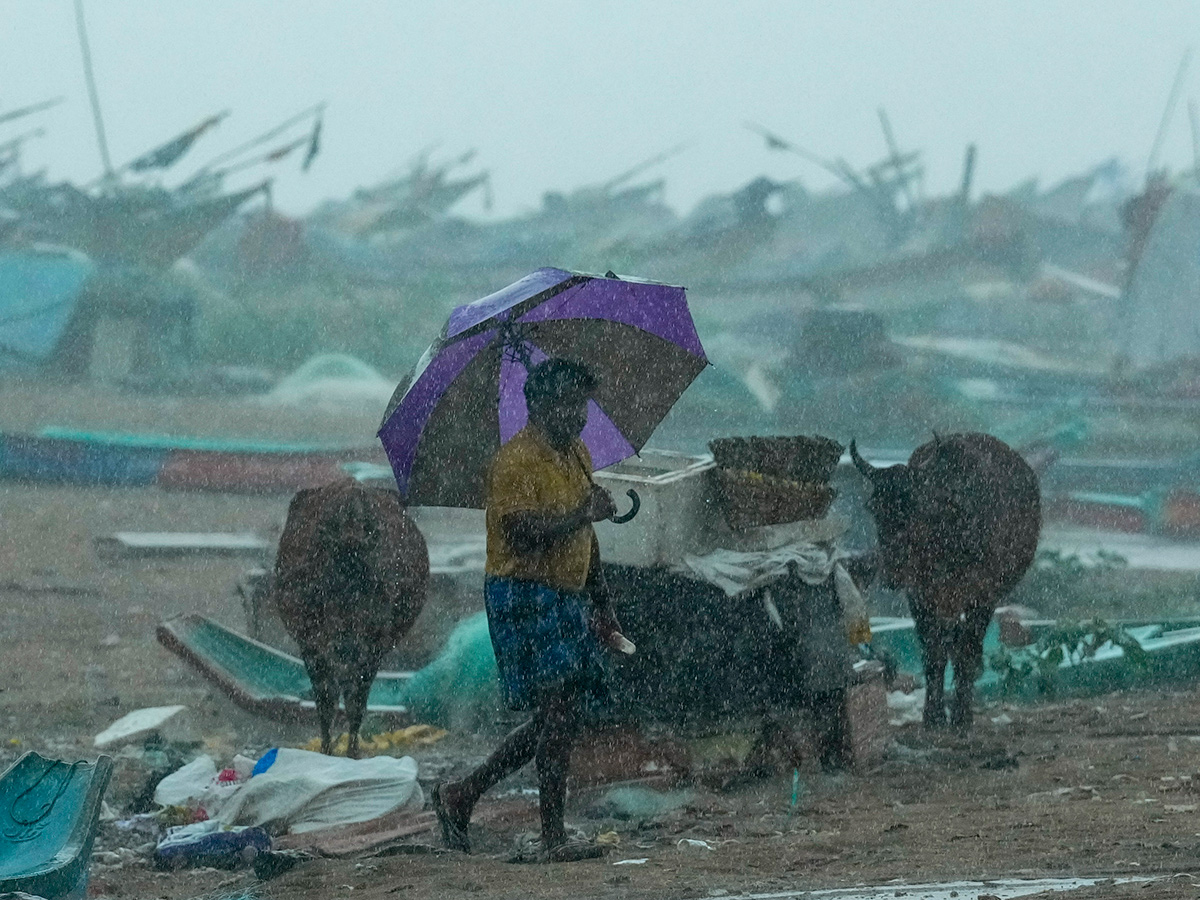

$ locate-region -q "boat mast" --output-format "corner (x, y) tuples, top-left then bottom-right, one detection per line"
(73, 0), (115, 182)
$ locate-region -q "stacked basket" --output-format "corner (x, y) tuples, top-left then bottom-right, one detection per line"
(708, 435), (844, 531)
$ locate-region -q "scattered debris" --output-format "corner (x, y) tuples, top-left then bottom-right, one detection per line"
(252, 848), (316, 880)
(584, 785), (695, 821)
(155, 822), (271, 870)
(888, 689), (925, 726)
(93, 706), (195, 750)
(95, 532), (270, 560)
(300, 724), (447, 757)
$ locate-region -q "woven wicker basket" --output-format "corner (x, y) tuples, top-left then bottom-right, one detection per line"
(712, 468), (836, 531)
(709, 435), (844, 485)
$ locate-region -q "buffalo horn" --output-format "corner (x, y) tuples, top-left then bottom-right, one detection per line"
(849, 439), (877, 480)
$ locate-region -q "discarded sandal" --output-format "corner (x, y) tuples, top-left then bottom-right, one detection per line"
(508, 831), (605, 864)
(545, 839), (606, 863)
(253, 849), (315, 881)
(431, 783), (471, 853)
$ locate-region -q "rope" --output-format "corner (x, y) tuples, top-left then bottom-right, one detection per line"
(9, 758), (86, 827)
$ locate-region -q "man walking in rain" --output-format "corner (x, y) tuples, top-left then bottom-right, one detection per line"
(433, 358), (629, 863)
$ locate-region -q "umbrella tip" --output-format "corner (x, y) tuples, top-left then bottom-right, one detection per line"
(604, 270), (618, 279)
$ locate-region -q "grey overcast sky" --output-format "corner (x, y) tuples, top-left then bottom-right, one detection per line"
(3, 1), (1200, 218)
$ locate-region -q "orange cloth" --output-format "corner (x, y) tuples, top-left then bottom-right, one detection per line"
(485, 426), (595, 592)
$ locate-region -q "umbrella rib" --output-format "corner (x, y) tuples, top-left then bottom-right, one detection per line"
(449, 274), (591, 344)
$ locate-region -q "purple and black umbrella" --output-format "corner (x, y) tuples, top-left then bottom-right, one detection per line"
(378, 267), (708, 508)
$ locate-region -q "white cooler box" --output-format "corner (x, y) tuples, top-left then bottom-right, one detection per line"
(594, 449), (718, 567)
(375, 449), (720, 569)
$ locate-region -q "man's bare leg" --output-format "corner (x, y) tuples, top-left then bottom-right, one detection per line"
(438, 716), (541, 838)
(535, 687), (579, 851)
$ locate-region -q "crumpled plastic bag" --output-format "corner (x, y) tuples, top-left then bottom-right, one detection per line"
(835, 563), (872, 645)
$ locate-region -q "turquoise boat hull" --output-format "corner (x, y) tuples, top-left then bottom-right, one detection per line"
(0, 752), (113, 899)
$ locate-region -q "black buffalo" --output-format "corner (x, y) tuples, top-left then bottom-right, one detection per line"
(850, 433), (1040, 728)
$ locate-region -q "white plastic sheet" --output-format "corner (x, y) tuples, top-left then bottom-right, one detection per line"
(215, 748), (424, 834)
(153, 754), (217, 808)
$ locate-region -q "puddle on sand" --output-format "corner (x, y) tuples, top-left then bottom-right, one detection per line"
(729, 877), (1150, 900)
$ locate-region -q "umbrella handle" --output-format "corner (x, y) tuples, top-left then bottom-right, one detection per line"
(610, 489), (641, 524)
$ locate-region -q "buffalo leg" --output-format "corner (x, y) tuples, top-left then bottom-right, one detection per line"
(949, 608), (992, 730)
(810, 689), (851, 772)
(306, 656), (339, 755)
(912, 603), (948, 728)
(344, 665), (377, 760)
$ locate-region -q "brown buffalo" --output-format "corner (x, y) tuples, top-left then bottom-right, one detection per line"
(850, 433), (1040, 728)
(271, 479), (429, 757)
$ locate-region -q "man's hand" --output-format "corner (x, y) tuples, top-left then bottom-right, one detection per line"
(591, 602), (635, 656)
(585, 485), (617, 522)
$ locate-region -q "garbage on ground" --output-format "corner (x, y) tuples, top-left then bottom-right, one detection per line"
(613, 857), (650, 865)
(585, 785), (695, 821)
(272, 809), (438, 858)
(154, 821), (271, 870)
(91, 846), (147, 868)
(113, 812), (165, 839)
(214, 748), (424, 834)
(252, 848), (316, 881)
(151, 754), (217, 807)
(887, 689), (926, 727)
(677, 838), (716, 850)
(150, 753), (258, 821)
(94, 532), (271, 560)
(93, 706), (195, 750)
(300, 724), (447, 757)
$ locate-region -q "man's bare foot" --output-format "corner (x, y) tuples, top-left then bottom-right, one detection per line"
(432, 782), (472, 853)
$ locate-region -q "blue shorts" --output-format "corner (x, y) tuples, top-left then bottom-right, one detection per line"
(484, 575), (609, 711)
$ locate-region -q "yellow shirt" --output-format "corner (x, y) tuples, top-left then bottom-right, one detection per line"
(485, 426), (595, 592)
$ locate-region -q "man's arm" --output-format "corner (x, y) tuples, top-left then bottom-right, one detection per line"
(502, 504), (590, 555)
(501, 485), (616, 555)
(586, 534), (634, 655)
(584, 533), (609, 605)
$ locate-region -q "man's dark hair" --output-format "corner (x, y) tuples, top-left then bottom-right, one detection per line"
(524, 358), (598, 408)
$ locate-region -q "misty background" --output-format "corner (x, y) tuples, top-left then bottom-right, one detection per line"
(4, 1), (1200, 218)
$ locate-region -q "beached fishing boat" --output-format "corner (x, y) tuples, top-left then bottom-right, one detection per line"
(0, 752), (113, 900)
(870, 615), (1200, 701)
(0, 427), (382, 493)
(160, 609), (1200, 728)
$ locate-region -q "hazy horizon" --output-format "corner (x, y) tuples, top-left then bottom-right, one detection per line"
(4, 1), (1200, 219)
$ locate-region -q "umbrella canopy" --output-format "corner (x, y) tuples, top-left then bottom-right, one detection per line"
(378, 267), (707, 507)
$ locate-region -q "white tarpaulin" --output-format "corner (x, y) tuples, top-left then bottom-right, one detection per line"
(1121, 187), (1200, 369)
(215, 748), (424, 834)
(680, 541), (869, 631)
(682, 541), (841, 596)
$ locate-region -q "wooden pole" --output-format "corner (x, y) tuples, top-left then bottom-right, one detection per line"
(878, 107), (917, 210)
(73, 0), (114, 181)
(1146, 48), (1192, 179)
(959, 143), (977, 204)
(192, 103), (325, 175)
(1189, 99), (1200, 175)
